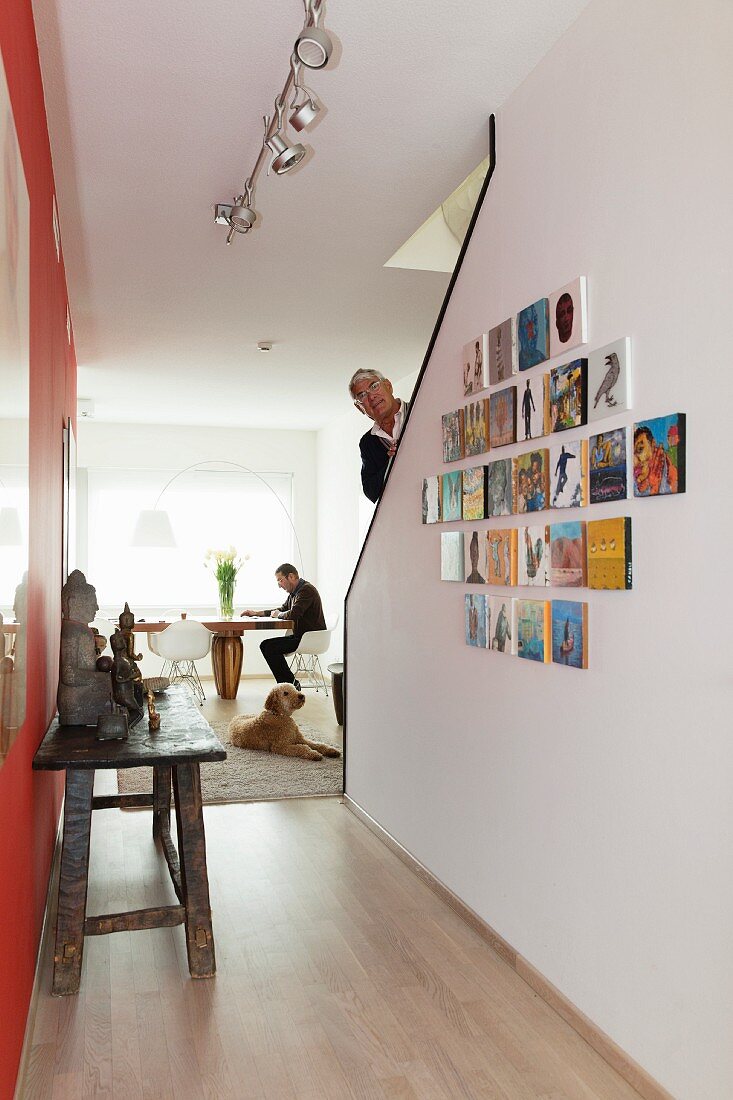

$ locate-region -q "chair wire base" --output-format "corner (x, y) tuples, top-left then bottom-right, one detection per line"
(166, 659), (206, 706)
(289, 653), (329, 694)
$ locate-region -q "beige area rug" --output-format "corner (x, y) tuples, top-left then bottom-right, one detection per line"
(117, 715), (343, 805)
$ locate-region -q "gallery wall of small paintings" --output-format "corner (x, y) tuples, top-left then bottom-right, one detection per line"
(423, 275), (687, 669)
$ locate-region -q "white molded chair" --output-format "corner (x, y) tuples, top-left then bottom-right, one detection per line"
(289, 614), (339, 694)
(148, 620), (212, 705)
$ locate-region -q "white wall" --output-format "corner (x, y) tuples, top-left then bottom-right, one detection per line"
(316, 369), (419, 668)
(346, 3), (733, 1098)
(78, 420), (316, 677)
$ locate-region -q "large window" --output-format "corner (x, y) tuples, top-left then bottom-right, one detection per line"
(86, 467), (295, 611)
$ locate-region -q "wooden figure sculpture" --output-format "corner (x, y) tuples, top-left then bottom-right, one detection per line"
(58, 570), (114, 725)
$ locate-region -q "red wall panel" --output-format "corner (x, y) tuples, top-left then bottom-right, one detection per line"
(0, 2), (76, 1095)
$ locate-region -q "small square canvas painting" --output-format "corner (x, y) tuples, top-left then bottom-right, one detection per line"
(549, 277), (587, 359)
(422, 475), (442, 524)
(486, 528), (517, 586)
(588, 337), (631, 422)
(517, 298), (550, 371)
(465, 594), (488, 648)
(489, 386), (517, 447)
(488, 596), (515, 654)
(587, 516), (632, 590)
(549, 440), (587, 508)
(464, 529), (488, 584)
(549, 521), (587, 587)
(589, 428), (627, 504)
(464, 398), (489, 457)
(514, 448), (549, 514)
(551, 600), (588, 669)
(462, 465), (488, 521)
(549, 359), (587, 432)
(517, 524), (549, 587)
(633, 414), (686, 496)
(463, 334), (489, 396)
(442, 409), (464, 463)
(441, 471), (462, 521)
(441, 531), (464, 581)
(487, 457), (513, 517)
(488, 317), (518, 384)
(517, 374), (548, 443)
(515, 599), (550, 663)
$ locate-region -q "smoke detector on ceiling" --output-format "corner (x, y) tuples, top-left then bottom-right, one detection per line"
(257, 341), (273, 352)
(77, 398), (95, 418)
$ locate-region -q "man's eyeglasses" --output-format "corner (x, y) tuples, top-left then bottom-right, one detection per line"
(354, 380), (382, 403)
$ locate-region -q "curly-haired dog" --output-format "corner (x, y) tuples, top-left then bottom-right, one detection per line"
(228, 683), (341, 761)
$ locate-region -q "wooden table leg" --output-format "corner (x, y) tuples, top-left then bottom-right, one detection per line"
(210, 634), (243, 699)
(52, 769), (95, 996)
(172, 763), (216, 978)
(152, 764), (172, 839)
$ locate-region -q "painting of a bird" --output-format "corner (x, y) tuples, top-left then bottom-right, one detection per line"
(593, 352), (620, 408)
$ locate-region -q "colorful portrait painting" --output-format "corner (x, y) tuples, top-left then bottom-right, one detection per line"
(463, 334), (489, 396)
(441, 471), (462, 521)
(441, 531), (464, 581)
(462, 465), (488, 520)
(549, 521), (587, 587)
(551, 600), (588, 669)
(632, 414), (686, 496)
(517, 524), (549, 587)
(589, 428), (627, 504)
(464, 529), (487, 583)
(487, 457), (513, 517)
(489, 595), (515, 654)
(486, 528), (517, 586)
(517, 298), (550, 371)
(587, 516), (632, 590)
(549, 440), (587, 508)
(464, 398), (489, 457)
(513, 449), (549, 514)
(548, 277), (587, 359)
(465, 594), (488, 648)
(442, 408), (464, 463)
(515, 599), (550, 663)
(488, 317), (518, 384)
(489, 386), (517, 447)
(422, 475), (442, 524)
(549, 359), (587, 432)
(518, 374), (548, 442)
(588, 337), (631, 423)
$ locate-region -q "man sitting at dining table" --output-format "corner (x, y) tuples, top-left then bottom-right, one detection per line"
(241, 564), (326, 690)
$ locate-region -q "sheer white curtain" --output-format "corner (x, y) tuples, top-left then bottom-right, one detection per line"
(85, 467), (295, 611)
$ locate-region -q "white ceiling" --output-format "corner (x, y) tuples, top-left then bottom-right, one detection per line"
(32, 0), (590, 430)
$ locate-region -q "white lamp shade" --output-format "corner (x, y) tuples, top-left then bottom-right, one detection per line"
(131, 509), (176, 547)
(0, 507), (22, 546)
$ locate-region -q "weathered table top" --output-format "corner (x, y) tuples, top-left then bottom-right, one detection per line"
(132, 617), (293, 634)
(32, 685), (227, 771)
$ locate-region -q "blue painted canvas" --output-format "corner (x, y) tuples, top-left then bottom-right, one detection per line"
(551, 599), (588, 669)
(517, 299), (550, 371)
(442, 471), (462, 521)
(632, 413), (686, 496)
(465, 594), (487, 648)
(589, 428), (627, 504)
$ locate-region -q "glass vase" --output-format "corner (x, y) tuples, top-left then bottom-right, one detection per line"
(218, 579), (235, 621)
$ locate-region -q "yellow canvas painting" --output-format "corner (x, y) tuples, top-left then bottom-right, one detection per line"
(587, 517), (632, 590)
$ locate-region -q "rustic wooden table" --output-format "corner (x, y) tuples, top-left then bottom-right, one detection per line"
(32, 686), (226, 996)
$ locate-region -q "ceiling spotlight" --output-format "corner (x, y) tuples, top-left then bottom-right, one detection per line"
(257, 341), (273, 352)
(294, 0), (332, 70)
(264, 101), (307, 175)
(229, 180), (257, 232)
(289, 56), (322, 132)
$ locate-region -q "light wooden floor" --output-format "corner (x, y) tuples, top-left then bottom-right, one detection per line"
(21, 681), (641, 1100)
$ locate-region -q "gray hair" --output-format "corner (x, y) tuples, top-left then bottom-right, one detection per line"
(348, 368), (386, 398)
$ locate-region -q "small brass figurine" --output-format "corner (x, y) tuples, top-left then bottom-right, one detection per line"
(110, 629), (145, 728)
(118, 602), (142, 663)
(147, 688), (161, 731)
(58, 571), (113, 726)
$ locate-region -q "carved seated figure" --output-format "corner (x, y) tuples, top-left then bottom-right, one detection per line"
(110, 629), (145, 728)
(57, 570), (113, 726)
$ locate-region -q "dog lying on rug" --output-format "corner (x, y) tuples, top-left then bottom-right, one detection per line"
(228, 683), (341, 761)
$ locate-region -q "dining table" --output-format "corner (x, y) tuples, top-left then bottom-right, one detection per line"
(132, 617), (294, 699)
